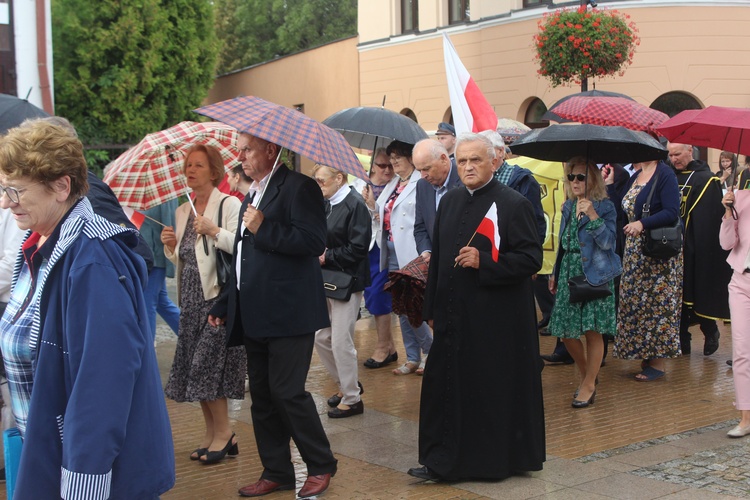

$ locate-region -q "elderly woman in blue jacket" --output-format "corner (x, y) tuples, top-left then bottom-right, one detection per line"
(0, 120), (174, 499)
(549, 157), (621, 409)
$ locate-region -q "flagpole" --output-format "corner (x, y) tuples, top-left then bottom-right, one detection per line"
(453, 230), (479, 268)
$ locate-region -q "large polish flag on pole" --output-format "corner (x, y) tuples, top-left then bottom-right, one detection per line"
(443, 33), (498, 135)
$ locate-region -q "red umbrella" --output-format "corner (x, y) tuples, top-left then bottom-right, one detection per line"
(548, 95), (668, 133)
(103, 121), (239, 210)
(195, 96), (368, 181)
(656, 106), (750, 156)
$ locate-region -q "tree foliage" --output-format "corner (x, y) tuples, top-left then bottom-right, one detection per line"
(52, 0), (220, 147)
(214, 0), (357, 74)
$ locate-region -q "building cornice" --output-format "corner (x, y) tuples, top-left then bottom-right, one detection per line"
(357, 0), (750, 52)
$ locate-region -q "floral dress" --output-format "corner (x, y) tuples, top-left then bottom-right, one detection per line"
(549, 200), (617, 339)
(613, 184), (683, 359)
(164, 212), (246, 402)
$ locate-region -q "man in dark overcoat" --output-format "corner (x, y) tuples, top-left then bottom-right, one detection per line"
(408, 133), (545, 482)
(209, 133), (337, 499)
(667, 142), (731, 356)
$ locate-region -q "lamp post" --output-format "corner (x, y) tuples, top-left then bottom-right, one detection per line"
(580, 0), (591, 91)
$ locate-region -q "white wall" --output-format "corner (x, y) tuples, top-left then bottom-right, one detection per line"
(14, 0), (53, 109)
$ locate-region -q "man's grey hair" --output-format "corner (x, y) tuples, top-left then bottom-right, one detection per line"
(414, 138), (449, 160)
(478, 130), (505, 150)
(455, 132), (496, 160)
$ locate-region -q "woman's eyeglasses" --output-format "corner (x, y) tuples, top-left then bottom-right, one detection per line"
(374, 162), (393, 169)
(567, 174), (587, 182)
(0, 184), (28, 204)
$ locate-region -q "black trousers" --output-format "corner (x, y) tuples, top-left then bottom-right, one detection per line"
(679, 305), (718, 341)
(244, 333), (337, 483)
(532, 274), (554, 328)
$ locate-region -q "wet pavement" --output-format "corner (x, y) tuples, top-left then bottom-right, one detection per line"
(2, 279), (749, 499)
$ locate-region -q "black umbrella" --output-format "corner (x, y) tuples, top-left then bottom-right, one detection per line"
(322, 106), (428, 151)
(509, 124), (668, 164)
(0, 94), (50, 133)
(542, 90), (635, 123)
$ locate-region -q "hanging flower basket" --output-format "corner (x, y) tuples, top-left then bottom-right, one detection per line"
(533, 6), (640, 87)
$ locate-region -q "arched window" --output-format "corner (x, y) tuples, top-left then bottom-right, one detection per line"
(651, 92), (705, 160)
(524, 98), (549, 129)
(442, 107), (453, 127)
(401, 108), (418, 123)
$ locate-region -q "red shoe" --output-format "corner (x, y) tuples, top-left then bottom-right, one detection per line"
(298, 473), (331, 498)
(238, 478), (294, 497)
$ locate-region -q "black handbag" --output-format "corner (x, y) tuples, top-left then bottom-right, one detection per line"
(568, 275), (612, 303)
(641, 171), (683, 260)
(215, 197), (233, 287)
(321, 268), (354, 301)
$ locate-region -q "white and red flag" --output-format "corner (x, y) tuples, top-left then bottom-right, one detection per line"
(442, 33), (498, 135)
(476, 202), (500, 262)
(121, 206), (146, 230)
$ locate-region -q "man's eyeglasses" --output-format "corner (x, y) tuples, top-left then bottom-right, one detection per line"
(374, 162), (392, 169)
(567, 174), (587, 182)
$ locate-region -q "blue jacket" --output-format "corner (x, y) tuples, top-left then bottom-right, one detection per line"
(506, 165), (547, 245)
(12, 198), (175, 499)
(554, 198), (622, 286)
(608, 161), (681, 230)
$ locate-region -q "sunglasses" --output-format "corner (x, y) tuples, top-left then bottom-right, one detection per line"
(374, 162), (393, 169)
(567, 173), (587, 182)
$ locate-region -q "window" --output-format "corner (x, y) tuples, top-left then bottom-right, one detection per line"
(524, 98), (549, 129)
(401, 0), (418, 33)
(523, 0), (551, 7)
(401, 108), (418, 123)
(449, 0), (470, 24)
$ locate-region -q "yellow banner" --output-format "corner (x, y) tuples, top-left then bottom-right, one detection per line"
(513, 156), (565, 275)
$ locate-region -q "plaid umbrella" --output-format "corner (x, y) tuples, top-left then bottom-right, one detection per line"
(542, 90), (635, 123)
(103, 121), (239, 210)
(547, 95), (668, 134)
(194, 96), (368, 181)
(383, 255), (430, 328)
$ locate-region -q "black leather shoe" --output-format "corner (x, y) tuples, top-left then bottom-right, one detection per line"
(680, 334), (691, 354)
(727, 359), (733, 367)
(407, 465), (441, 482)
(327, 381), (363, 407)
(704, 330), (720, 356)
(363, 351), (398, 369)
(327, 400), (364, 418)
(541, 352), (574, 365)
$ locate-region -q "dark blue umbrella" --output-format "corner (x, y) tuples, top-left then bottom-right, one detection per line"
(323, 106), (428, 151)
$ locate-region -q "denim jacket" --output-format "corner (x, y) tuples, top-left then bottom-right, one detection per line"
(554, 198), (622, 286)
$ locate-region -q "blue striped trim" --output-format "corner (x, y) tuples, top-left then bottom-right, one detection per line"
(61, 467), (111, 500)
(56, 414), (64, 443)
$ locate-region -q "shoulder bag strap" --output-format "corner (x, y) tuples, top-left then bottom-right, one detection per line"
(641, 171), (660, 220)
(217, 196), (228, 229)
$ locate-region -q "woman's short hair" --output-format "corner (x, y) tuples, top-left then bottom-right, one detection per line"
(385, 140), (413, 158)
(720, 151), (738, 167)
(563, 157), (608, 201)
(183, 144), (225, 187)
(312, 164), (346, 183)
(0, 119), (89, 199)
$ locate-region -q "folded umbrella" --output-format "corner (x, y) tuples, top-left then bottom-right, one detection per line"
(195, 96), (368, 181)
(383, 255), (430, 328)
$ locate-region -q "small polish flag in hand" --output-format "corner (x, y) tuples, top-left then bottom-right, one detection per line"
(476, 202), (500, 262)
(122, 206), (146, 230)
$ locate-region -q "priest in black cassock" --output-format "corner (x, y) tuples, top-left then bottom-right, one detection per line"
(408, 133), (545, 483)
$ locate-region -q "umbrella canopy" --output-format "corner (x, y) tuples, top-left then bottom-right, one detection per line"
(656, 106), (750, 157)
(542, 90), (635, 123)
(103, 121), (239, 210)
(322, 106), (428, 151)
(195, 96), (368, 181)
(548, 95), (668, 133)
(0, 94), (50, 133)
(495, 118), (531, 143)
(510, 124), (668, 164)
(383, 255), (429, 328)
